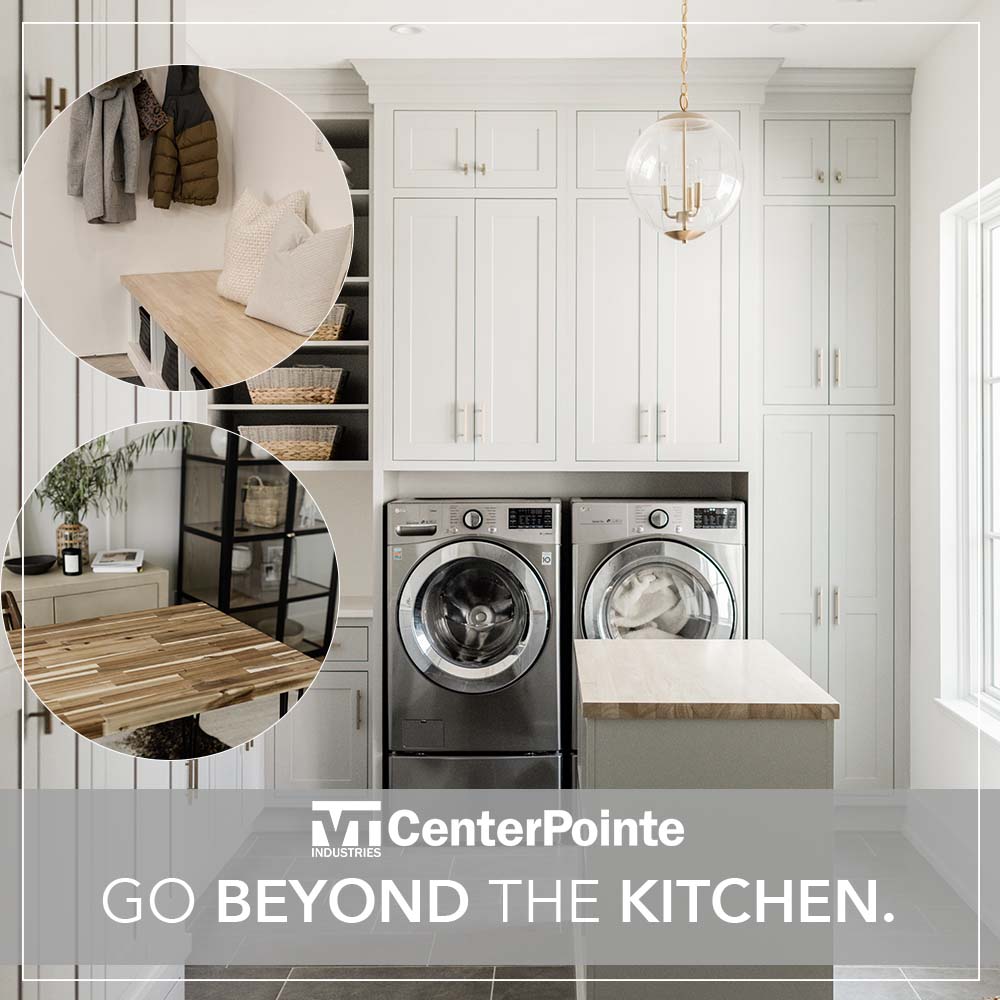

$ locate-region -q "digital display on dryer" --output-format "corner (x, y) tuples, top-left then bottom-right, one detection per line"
(508, 508), (553, 530)
(694, 507), (738, 529)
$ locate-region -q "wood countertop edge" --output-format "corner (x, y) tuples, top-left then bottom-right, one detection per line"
(581, 701), (840, 721)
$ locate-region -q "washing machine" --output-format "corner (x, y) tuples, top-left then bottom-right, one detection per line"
(387, 499), (562, 788)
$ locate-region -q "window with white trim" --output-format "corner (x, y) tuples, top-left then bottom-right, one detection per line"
(984, 213), (1000, 704)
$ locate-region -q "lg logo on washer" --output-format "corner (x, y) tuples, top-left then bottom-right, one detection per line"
(311, 801), (383, 858)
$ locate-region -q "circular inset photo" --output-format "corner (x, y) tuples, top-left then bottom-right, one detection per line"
(2, 421), (339, 759)
(14, 65), (354, 391)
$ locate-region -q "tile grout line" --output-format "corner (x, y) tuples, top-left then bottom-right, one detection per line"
(274, 966), (293, 1000)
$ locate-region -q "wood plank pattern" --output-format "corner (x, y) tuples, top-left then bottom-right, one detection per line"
(121, 270), (304, 387)
(12, 603), (318, 739)
(575, 639), (841, 721)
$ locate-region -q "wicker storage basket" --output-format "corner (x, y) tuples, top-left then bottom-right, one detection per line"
(310, 303), (353, 342)
(246, 366), (348, 405)
(239, 424), (341, 463)
(243, 475), (287, 528)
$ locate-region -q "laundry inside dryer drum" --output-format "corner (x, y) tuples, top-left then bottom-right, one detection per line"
(416, 557), (531, 665)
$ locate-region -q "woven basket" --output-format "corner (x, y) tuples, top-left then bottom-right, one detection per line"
(310, 303), (354, 342)
(239, 424), (342, 462)
(246, 366), (347, 405)
(243, 475), (286, 528)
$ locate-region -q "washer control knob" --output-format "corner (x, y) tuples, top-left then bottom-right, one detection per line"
(463, 509), (484, 530)
(648, 509), (669, 529)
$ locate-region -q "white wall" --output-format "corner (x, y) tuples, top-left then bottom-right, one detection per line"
(19, 66), (238, 356)
(910, 3), (1000, 787)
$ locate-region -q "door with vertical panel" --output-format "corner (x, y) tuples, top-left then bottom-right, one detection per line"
(393, 110), (475, 188)
(763, 415), (830, 689)
(764, 120), (830, 195)
(576, 199), (657, 461)
(474, 111), (556, 188)
(473, 200), (556, 461)
(829, 415), (894, 790)
(829, 206), (895, 404)
(764, 206), (829, 404)
(576, 111), (656, 189)
(393, 199), (475, 461)
(657, 199), (740, 460)
(829, 121), (895, 196)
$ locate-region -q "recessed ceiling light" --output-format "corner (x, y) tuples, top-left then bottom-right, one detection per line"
(769, 22), (808, 33)
(389, 23), (424, 35)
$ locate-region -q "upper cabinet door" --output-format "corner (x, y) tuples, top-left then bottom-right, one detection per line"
(393, 199), (476, 461)
(829, 206), (895, 405)
(764, 120), (830, 196)
(764, 206), (830, 405)
(576, 200), (657, 462)
(576, 111), (657, 189)
(829, 415), (894, 791)
(473, 200), (557, 461)
(829, 120), (895, 196)
(394, 110), (475, 188)
(474, 111), (557, 188)
(763, 415), (830, 691)
(658, 211), (740, 461)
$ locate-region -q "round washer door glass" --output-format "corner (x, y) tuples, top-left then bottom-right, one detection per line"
(398, 540), (550, 693)
(582, 540), (736, 640)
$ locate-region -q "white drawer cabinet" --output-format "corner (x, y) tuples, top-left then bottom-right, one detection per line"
(765, 120), (895, 196)
(326, 625), (369, 663)
(764, 205), (894, 405)
(393, 198), (557, 462)
(763, 415), (894, 790)
(274, 672), (368, 790)
(394, 110), (556, 188)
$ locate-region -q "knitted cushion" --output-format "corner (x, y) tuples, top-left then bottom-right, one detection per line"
(245, 212), (353, 335)
(216, 189), (307, 305)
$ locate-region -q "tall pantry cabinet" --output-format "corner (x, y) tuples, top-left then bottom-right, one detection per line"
(761, 117), (902, 790)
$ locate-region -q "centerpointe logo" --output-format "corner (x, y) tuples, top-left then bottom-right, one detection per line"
(311, 801), (384, 858)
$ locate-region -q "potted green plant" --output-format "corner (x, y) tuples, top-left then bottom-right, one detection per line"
(35, 426), (181, 565)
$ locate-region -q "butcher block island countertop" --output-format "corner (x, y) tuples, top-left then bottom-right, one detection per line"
(120, 270), (303, 387)
(575, 638), (839, 721)
(13, 602), (318, 739)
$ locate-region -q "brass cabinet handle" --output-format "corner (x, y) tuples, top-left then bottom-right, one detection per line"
(355, 689), (363, 731)
(834, 170), (844, 184)
(462, 162), (469, 175)
(817, 169), (825, 183)
(479, 162), (487, 175)
(28, 77), (68, 127)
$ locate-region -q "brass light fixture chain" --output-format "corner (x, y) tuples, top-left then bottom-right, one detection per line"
(679, 0), (689, 112)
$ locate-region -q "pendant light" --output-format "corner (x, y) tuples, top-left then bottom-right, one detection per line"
(625, 0), (743, 242)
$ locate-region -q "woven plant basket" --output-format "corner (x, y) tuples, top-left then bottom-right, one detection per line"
(56, 522), (89, 564)
(310, 303), (353, 342)
(238, 424), (342, 463)
(243, 475), (286, 528)
(246, 366), (348, 405)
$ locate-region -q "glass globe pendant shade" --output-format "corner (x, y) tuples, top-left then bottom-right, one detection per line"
(625, 111), (743, 243)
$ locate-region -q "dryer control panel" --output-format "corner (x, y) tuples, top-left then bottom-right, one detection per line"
(572, 500), (745, 545)
(389, 500), (560, 545)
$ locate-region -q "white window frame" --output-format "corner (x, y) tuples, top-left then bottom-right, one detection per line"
(941, 177), (1000, 720)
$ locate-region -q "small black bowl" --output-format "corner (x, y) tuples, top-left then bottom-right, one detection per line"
(4, 555), (58, 576)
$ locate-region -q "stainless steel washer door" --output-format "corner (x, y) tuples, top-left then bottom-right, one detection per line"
(399, 540), (550, 694)
(582, 540), (736, 640)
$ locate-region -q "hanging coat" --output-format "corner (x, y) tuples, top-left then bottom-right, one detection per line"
(67, 72), (142, 224)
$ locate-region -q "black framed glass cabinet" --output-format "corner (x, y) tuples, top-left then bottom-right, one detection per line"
(177, 425), (338, 661)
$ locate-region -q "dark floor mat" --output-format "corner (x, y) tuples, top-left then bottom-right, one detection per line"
(115, 718), (230, 759)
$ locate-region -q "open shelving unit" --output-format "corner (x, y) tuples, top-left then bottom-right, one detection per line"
(209, 113), (373, 473)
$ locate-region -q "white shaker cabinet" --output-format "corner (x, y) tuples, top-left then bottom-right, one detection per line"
(576, 199), (657, 461)
(394, 110), (556, 188)
(829, 120), (895, 196)
(392, 199), (476, 461)
(393, 198), (557, 462)
(764, 205), (894, 405)
(829, 206), (895, 404)
(273, 672), (368, 790)
(576, 111), (656, 188)
(764, 120), (830, 195)
(763, 414), (894, 790)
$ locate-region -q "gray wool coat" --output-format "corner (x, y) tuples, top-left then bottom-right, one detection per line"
(67, 73), (142, 224)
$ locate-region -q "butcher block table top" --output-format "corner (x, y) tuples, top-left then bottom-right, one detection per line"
(574, 638), (840, 721)
(12, 602), (318, 739)
(120, 269), (303, 388)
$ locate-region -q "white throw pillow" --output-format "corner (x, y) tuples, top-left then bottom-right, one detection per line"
(245, 212), (353, 335)
(216, 189), (307, 305)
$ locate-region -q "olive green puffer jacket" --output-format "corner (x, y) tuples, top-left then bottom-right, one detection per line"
(148, 66), (219, 209)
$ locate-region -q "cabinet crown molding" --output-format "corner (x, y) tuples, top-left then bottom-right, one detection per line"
(353, 57), (783, 105)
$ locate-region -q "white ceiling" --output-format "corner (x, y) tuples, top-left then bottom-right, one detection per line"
(181, 0), (980, 70)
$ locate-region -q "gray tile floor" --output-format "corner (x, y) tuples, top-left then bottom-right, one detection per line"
(178, 966), (1000, 1000)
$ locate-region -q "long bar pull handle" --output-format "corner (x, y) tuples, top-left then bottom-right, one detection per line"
(474, 403), (486, 442)
(28, 77), (68, 128)
(833, 587), (841, 626)
(355, 689), (363, 731)
(456, 403), (470, 442)
(816, 588), (824, 626)
(24, 707), (52, 735)
(639, 405), (649, 442)
(833, 349), (842, 387)
(816, 348), (824, 387)
(657, 408), (668, 442)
